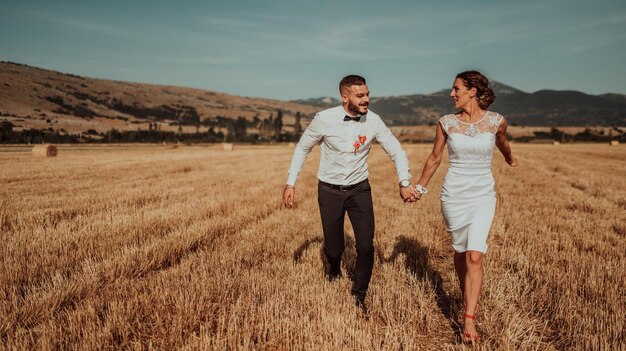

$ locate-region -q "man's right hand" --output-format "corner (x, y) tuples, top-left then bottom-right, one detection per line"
(283, 186), (295, 208)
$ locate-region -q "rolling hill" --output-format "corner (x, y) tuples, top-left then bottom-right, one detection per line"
(0, 62), (317, 134)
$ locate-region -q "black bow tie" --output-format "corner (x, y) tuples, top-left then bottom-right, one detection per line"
(344, 115), (361, 122)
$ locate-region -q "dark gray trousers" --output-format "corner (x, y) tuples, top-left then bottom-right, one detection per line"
(318, 179), (375, 299)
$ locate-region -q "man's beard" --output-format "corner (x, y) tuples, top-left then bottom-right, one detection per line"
(348, 101), (367, 115)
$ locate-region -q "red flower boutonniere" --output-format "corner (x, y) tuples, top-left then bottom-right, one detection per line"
(353, 135), (367, 154)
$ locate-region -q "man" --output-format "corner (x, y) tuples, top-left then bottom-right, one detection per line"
(282, 75), (418, 313)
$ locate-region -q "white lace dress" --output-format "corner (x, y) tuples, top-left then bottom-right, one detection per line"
(439, 111), (503, 253)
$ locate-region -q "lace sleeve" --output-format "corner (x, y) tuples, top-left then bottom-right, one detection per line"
(439, 115), (455, 135)
(488, 113), (503, 129)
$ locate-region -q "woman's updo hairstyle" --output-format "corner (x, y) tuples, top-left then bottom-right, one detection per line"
(456, 71), (496, 109)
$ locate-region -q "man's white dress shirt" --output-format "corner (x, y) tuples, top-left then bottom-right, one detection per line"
(286, 106), (411, 186)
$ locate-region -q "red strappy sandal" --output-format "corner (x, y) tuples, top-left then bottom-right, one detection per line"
(462, 313), (480, 344)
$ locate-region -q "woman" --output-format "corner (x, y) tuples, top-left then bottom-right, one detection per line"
(413, 71), (517, 344)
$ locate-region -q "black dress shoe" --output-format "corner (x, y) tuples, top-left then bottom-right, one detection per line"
(326, 272), (341, 282)
(326, 266), (341, 282)
(354, 296), (368, 315)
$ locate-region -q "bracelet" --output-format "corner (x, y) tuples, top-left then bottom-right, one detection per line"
(415, 184), (428, 195)
(284, 185), (295, 189)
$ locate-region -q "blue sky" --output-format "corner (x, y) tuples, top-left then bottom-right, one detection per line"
(1, 0), (625, 99)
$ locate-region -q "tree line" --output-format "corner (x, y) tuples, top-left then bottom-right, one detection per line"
(0, 110), (306, 144)
(2, 116), (623, 144)
(515, 127), (624, 143)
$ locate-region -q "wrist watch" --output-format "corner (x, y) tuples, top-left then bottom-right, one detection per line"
(399, 179), (410, 188)
(415, 184), (428, 195)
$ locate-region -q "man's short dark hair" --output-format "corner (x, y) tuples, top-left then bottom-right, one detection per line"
(339, 75), (366, 93)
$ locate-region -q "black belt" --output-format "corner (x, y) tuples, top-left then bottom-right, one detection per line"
(319, 179), (366, 192)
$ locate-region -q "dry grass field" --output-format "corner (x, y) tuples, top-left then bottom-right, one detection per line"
(1, 143), (624, 350)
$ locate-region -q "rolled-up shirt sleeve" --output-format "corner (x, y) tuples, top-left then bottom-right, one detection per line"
(374, 118), (411, 182)
(286, 114), (324, 186)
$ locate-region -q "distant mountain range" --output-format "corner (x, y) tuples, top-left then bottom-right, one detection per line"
(1, 62), (624, 134)
(293, 81), (626, 126)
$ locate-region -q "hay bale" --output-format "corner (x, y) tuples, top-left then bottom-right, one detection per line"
(610, 140), (619, 146)
(222, 143), (234, 151)
(552, 141), (560, 145)
(32, 144), (57, 157)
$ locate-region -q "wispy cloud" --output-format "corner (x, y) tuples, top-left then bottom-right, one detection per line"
(543, 11), (626, 34)
(25, 10), (128, 36)
(188, 13), (453, 62)
(185, 3), (569, 64)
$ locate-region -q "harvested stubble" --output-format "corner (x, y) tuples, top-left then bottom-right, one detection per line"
(0, 144), (624, 350)
(31, 143), (58, 157)
(222, 143), (234, 151)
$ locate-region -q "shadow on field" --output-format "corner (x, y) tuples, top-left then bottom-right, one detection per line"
(384, 235), (461, 337)
(292, 235), (462, 336)
(293, 237), (323, 263)
(292, 235), (358, 281)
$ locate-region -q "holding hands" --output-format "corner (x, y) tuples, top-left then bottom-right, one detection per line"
(400, 185), (419, 203)
(400, 183), (427, 203)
